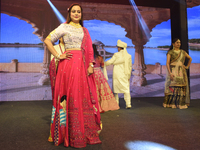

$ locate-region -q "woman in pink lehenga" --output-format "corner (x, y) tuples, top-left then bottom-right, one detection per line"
(92, 44), (120, 113)
(44, 4), (101, 148)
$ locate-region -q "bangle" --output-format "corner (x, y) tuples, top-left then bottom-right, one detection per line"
(55, 53), (60, 59)
(90, 64), (94, 68)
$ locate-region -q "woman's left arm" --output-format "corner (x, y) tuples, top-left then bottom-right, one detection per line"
(100, 56), (104, 68)
(85, 29), (95, 75)
(184, 52), (192, 69)
(88, 63), (94, 75)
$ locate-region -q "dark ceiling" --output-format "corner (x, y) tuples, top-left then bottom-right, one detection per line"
(52, 0), (175, 8)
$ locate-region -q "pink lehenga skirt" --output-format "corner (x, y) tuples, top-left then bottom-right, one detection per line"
(94, 67), (120, 112)
(48, 50), (101, 148)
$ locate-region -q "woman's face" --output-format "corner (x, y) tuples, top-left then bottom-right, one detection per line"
(70, 5), (82, 23)
(173, 39), (181, 49)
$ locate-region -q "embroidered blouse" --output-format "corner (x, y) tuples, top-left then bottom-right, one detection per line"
(167, 49), (186, 63)
(47, 23), (84, 49)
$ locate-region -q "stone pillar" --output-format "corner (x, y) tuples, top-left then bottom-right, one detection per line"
(131, 44), (147, 86)
(11, 59), (18, 72)
(38, 42), (51, 85)
(155, 62), (161, 74)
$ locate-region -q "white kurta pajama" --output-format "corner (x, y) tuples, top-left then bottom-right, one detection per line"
(105, 45), (132, 108)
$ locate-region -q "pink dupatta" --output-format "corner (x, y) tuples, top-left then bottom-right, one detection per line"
(81, 27), (101, 124)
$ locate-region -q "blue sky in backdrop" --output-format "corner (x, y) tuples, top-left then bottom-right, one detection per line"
(1, 5), (200, 47)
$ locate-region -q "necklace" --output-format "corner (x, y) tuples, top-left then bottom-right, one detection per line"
(69, 22), (82, 28)
(174, 49), (180, 53)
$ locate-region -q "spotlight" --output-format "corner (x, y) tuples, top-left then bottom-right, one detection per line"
(125, 141), (176, 150)
(47, 0), (66, 23)
(129, 0), (151, 40)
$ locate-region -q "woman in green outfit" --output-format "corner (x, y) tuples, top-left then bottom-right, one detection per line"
(163, 38), (192, 109)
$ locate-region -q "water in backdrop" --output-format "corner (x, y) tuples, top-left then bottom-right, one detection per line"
(0, 47), (200, 65)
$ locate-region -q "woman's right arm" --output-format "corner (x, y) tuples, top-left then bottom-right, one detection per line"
(100, 56), (104, 68)
(44, 24), (63, 59)
(166, 54), (171, 74)
(44, 38), (71, 60)
(44, 38), (59, 58)
(166, 53), (174, 80)
(44, 24), (72, 60)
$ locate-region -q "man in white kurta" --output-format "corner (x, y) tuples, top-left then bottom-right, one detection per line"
(105, 40), (132, 109)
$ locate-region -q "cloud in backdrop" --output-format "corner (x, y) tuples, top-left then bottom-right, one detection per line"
(1, 5), (200, 47)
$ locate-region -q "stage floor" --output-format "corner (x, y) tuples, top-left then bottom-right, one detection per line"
(0, 97), (200, 150)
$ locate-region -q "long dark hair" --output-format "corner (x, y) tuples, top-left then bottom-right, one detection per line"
(169, 38), (180, 50)
(66, 3), (83, 27)
(93, 44), (100, 58)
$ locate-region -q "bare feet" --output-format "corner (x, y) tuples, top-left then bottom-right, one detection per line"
(179, 105), (188, 109)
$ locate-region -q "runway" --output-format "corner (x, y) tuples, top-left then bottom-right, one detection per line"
(1, 97), (200, 150)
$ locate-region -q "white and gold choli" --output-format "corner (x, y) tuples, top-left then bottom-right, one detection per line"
(47, 23), (83, 50)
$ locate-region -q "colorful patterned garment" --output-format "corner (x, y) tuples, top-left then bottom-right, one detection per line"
(94, 56), (120, 112)
(48, 24), (101, 148)
(163, 49), (190, 109)
(49, 43), (64, 100)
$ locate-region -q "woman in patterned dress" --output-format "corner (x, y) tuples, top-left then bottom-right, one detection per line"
(163, 38), (192, 109)
(92, 44), (120, 112)
(44, 3), (101, 148)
